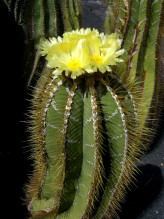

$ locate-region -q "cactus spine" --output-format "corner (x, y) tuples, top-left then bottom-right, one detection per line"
(26, 70), (146, 218)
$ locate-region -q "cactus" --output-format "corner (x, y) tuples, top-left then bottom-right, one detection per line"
(4, 0), (164, 218)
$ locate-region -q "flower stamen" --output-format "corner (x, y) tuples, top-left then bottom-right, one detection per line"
(66, 58), (81, 70)
(90, 55), (103, 65)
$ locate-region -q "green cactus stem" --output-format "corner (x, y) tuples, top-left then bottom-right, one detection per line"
(25, 69), (147, 218)
(104, 0), (164, 139)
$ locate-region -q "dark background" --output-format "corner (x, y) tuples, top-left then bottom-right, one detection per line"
(0, 0), (163, 218)
(0, 1), (31, 218)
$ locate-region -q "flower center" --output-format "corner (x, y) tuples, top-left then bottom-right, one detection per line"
(67, 58), (81, 70)
(90, 54), (103, 65)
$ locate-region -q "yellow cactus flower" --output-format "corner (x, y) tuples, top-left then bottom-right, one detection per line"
(40, 28), (124, 79)
(63, 28), (99, 42)
(89, 33), (124, 73)
(40, 37), (58, 55)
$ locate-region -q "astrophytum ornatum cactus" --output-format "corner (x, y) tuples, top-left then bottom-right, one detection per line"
(25, 25), (158, 218)
(3, 0), (164, 218)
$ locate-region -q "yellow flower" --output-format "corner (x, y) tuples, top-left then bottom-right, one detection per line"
(39, 37), (58, 55)
(63, 28), (99, 43)
(63, 28), (102, 57)
(46, 39), (93, 79)
(40, 28), (124, 79)
(89, 33), (124, 73)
